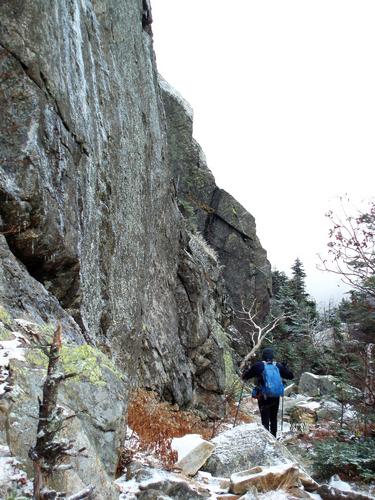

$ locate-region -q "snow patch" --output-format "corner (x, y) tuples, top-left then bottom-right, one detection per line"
(304, 372), (320, 380)
(115, 468), (187, 499)
(0, 338), (25, 367)
(0, 455), (33, 497)
(0, 335), (26, 396)
(329, 474), (352, 492)
(258, 491), (291, 499)
(297, 401), (321, 411)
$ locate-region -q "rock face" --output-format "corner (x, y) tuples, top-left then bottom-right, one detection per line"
(0, 0), (271, 411)
(0, 235), (82, 341)
(0, 0), (272, 491)
(0, 0), (231, 410)
(298, 373), (361, 401)
(160, 79), (272, 354)
(0, 324), (126, 499)
(0, 0), (186, 401)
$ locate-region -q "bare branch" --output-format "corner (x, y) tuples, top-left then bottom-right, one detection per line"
(237, 300), (285, 370)
(319, 199), (375, 298)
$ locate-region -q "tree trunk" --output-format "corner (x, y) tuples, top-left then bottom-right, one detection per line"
(33, 460), (43, 500)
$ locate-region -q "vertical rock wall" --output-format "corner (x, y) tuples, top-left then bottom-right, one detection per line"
(0, 0), (271, 407)
(0, 0), (177, 360)
(160, 79), (272, 355)
(0, 0), (232, 411)
(0, 0), (274, 494)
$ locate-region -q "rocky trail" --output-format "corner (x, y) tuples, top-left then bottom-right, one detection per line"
(1, 323), (375, 499)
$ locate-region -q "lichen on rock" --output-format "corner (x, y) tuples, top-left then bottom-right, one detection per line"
(26, 341), (124, 387)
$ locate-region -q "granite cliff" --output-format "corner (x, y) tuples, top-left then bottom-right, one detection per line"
(0, 0), (270, 495)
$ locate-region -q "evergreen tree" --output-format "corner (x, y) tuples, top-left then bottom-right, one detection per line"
(271, 269), (289, 298)
(269, 260), (318, 377)
(290, 258), (307, 303)
(338, 292), (375, 343)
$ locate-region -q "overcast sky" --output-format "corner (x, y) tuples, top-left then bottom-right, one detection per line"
(151, 0), (375, 306)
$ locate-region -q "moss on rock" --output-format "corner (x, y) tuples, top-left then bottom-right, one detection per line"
(212, 324), (241, 394)
(0, 328), (14, 340)
(26, 344), (123, 387)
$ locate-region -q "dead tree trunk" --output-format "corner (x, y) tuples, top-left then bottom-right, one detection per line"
(28, 323), (93, 499)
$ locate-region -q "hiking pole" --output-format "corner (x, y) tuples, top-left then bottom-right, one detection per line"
(233, 381), (245, 428)
(280, 395), (284, 434)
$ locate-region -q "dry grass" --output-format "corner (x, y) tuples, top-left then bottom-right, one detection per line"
(128, 389), (212, 441)
(117, 389), (252, 473)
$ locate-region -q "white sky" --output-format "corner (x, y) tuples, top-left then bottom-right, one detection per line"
(151, 0), (375, 306)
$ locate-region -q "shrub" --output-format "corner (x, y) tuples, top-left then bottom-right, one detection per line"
(122, 388), (253, 473)
(124, 389), (213, 469)
(312, 438), (375, 482)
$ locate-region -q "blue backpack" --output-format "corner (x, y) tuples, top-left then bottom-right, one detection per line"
(261, 361), (284, 397)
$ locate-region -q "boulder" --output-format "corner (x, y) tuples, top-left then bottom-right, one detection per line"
(299, 373), (336, 397)
(171, 434), (215, 476)
(315, 398), (358, 424)
(317, 484), (374, 500)
(282, 394), (314, 414)
(316, 400), (343, 420)
(117, 467), (211, 499)
(289, 402), (319, 426)
(284, 383), (298, 396)
(195, 471), (233, 498)
(230, 464), (301, 495)
(0, 340), (127, 499)
(298, 373), (361, 401)
(238, 492), (258, 500)
(137, 479), (210, 500)
(317, 475), (375, 500)
(202, 424), (296, 477)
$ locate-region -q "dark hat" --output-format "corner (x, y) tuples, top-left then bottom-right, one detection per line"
(262, 348), (274, 361)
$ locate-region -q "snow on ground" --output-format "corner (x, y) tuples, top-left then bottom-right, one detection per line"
(116, 467), (232, 500)
(0, 338), (25, 367)
(0, 446), (33, 498)
(115, 468), (190, 499)
(0, 334), (26, 396)
(296, 402), (321, 411)
(257, 491), (293, 500)
(329, 475), (352, 492)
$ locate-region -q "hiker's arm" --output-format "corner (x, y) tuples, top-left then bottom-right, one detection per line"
(242, 361), (263, 381)
(277, 362), (294, 380)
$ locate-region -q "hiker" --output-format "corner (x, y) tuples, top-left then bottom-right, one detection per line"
(242, 347), (293, 437)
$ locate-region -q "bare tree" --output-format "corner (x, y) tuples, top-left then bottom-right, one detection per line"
(318, 197), (375, 298)
(238, 300), (285, 370)
(28, 323), (94, 500)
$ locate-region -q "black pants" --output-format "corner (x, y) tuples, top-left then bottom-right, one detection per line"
(258, 396), (280, 437)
